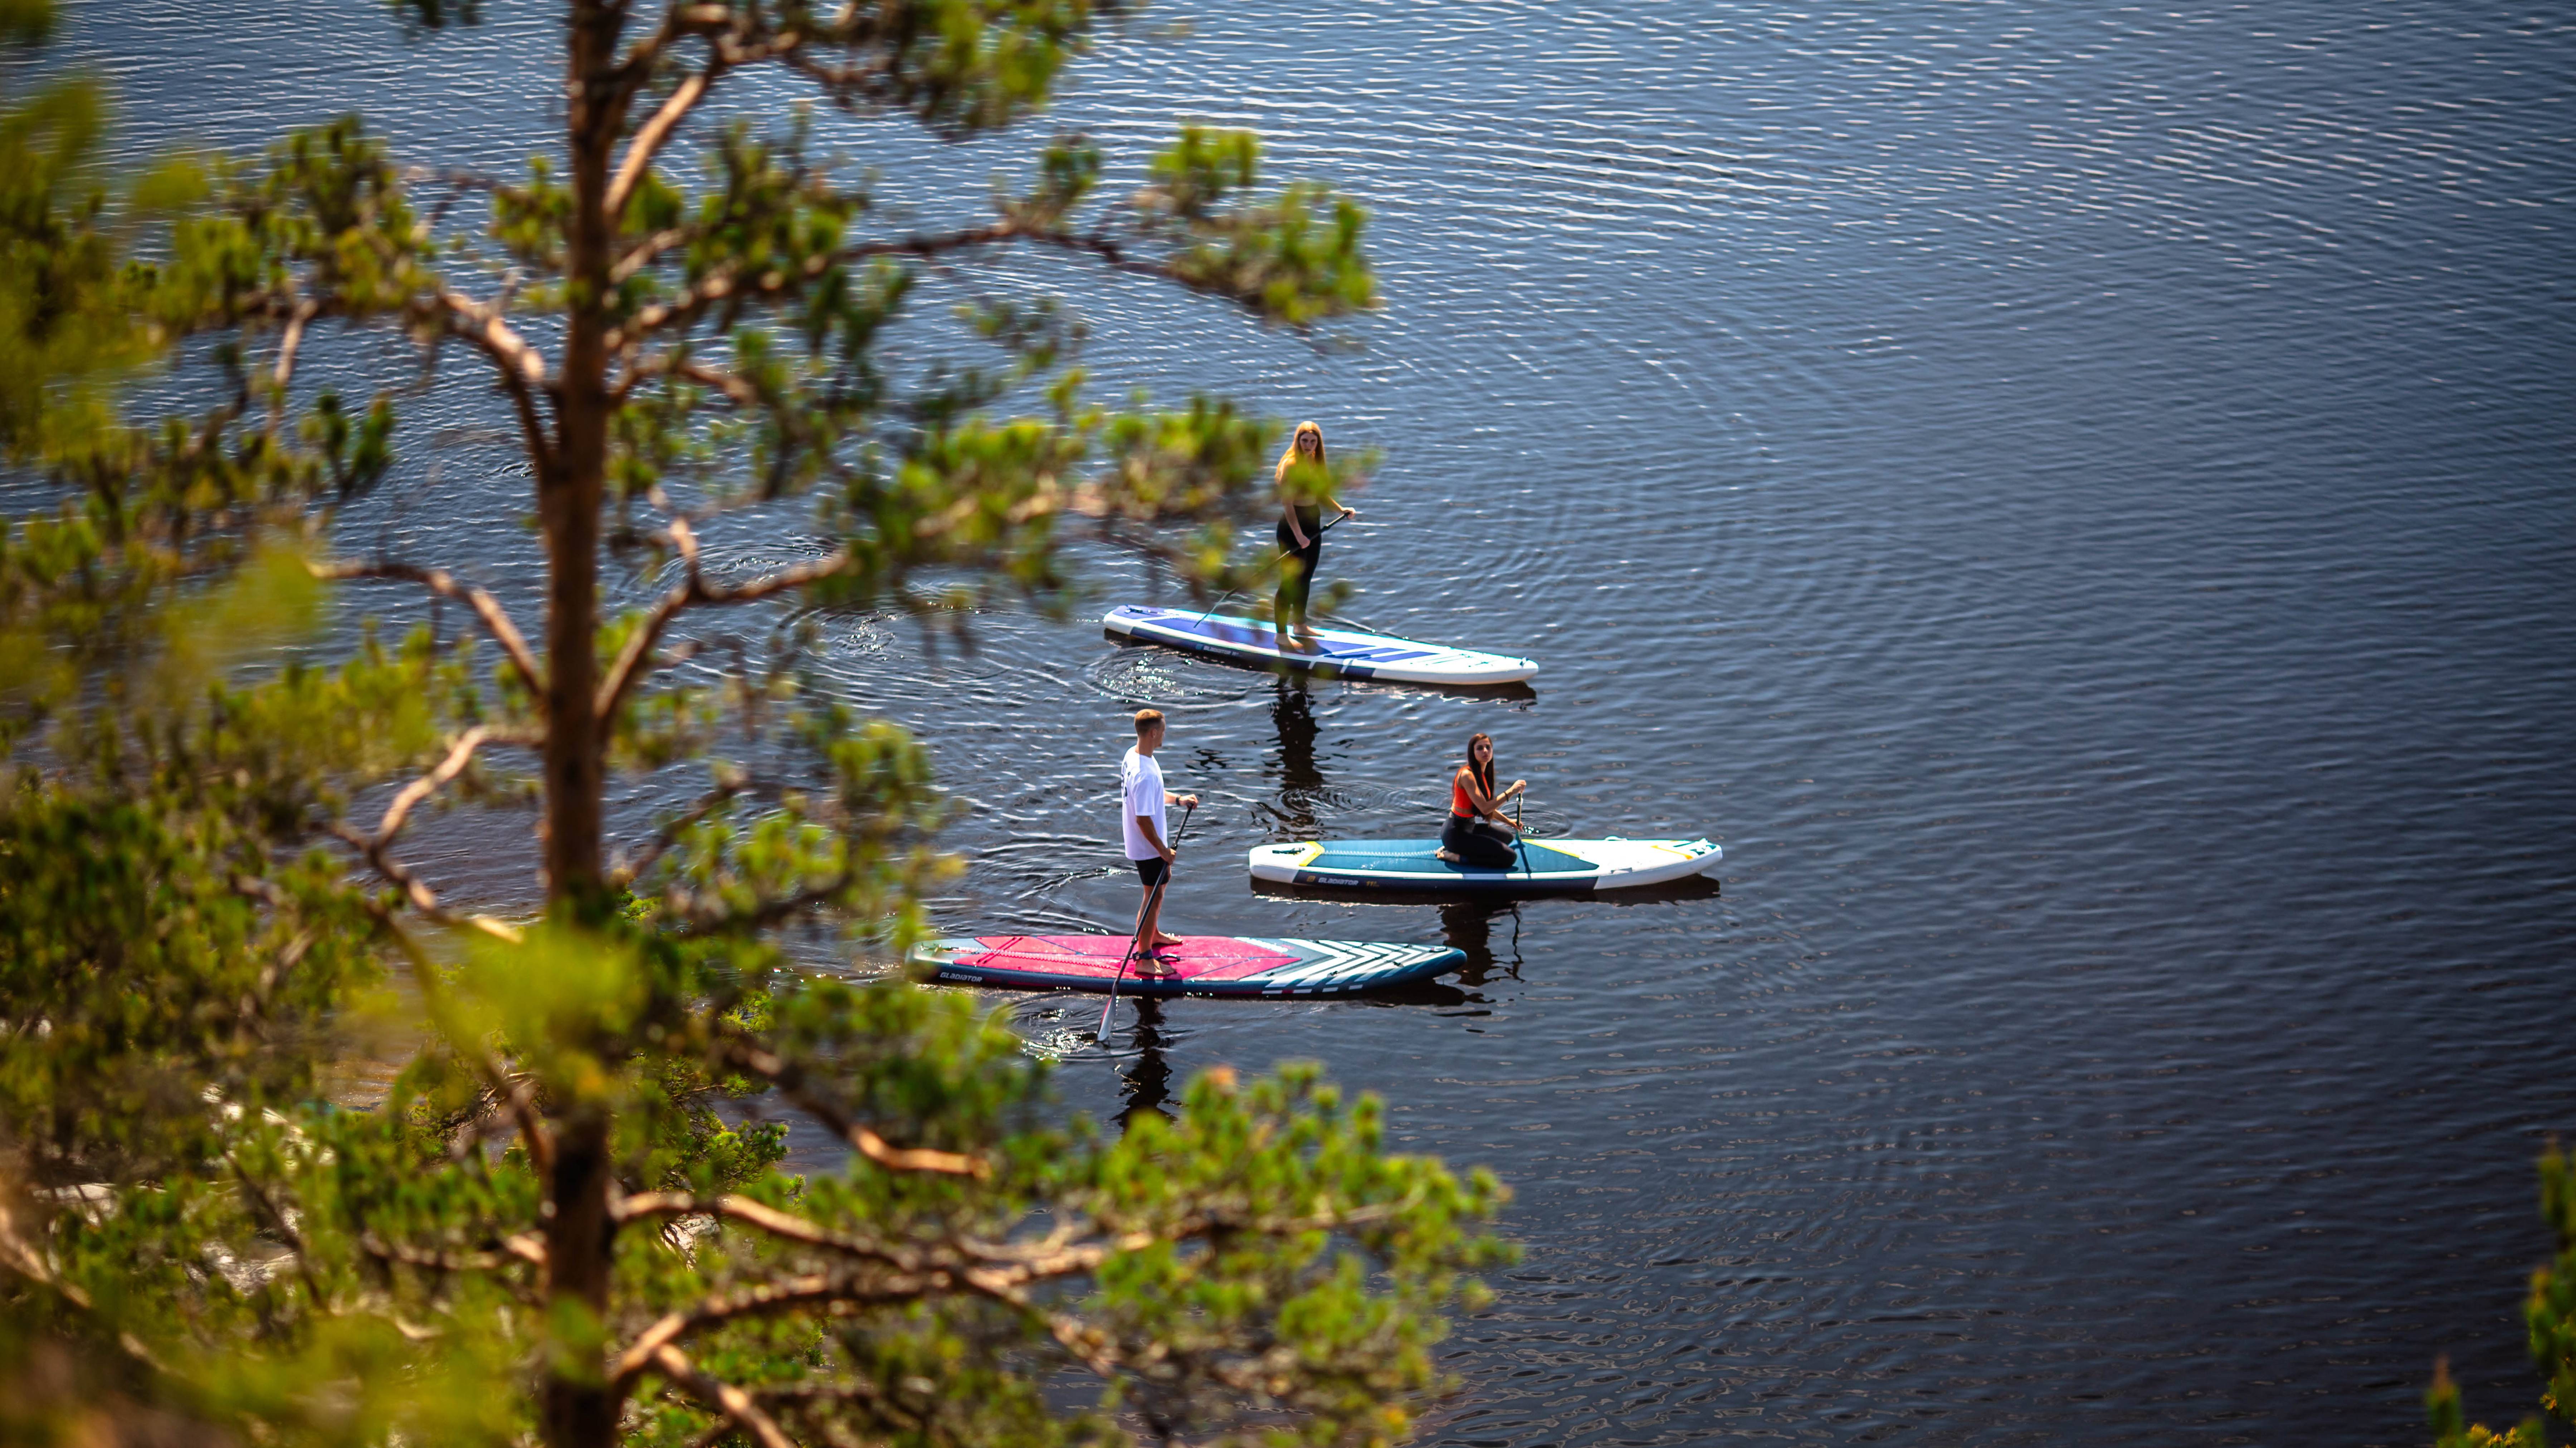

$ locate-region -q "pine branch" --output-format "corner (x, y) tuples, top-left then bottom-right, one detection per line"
(776, 45), (906, 108)
(607, 64), (717, 222)
(358, 1230), (547, 1275)
(611, 224), (696, 285)
(311, 559), (546, 695)
(329, 823), (438, 917)
(608, 773), (748, 886)
(0, 1193), (91, 1309)
(649, 1343), (800, 1448)
(432, 289), (554, 473)
(327, 724), (540, 945)
(365, 912), (553, 1177)
(613, 1274), (937, 1388)
(611, 358), (862, 510)
(594, 517), (851, 725)
(610, 353), (758, 413)
(716, 1040), (986, 1179)
(612, 3), (740, 85)
(613, 1192), (902, 1261)
(606, 222), (1163, 350)
(268, 297), (322, 417)
(666, 865), (862, 941)
(610, 1195), (1151, 1279)
(612, 1194), (1129, 1381)
(374, 725), (502, 842)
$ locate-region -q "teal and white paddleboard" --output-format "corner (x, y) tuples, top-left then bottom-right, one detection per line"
(1249, 836), (1721, 893)
(1102, 605), (1537, 686)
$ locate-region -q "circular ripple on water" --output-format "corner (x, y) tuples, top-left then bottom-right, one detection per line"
(1081, 646), (1260, 708)
(814, 611), (900, 661)
(1017, 1021), (1093, 1064)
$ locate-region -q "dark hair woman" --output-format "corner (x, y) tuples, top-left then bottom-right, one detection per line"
(1273, 420), (1357, 648)
(1437, 732), (1527, 868)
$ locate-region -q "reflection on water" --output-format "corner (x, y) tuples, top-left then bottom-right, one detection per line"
(1439, 898), (1523, 989)
(1268, 677), (1324, 839)
(1113, 998), (1176, 1133)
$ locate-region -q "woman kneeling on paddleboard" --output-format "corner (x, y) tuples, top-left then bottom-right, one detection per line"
(1437, 732), (1526, 867)
(1274, 420), (1357, 649)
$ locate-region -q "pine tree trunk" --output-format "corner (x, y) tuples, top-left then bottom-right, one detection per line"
(540, 1112), (620, 1448)
(541, 0), (621, 915)
(541, 5), (626, 1446)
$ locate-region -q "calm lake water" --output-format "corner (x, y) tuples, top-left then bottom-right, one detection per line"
(62, 0), (2576, 1442)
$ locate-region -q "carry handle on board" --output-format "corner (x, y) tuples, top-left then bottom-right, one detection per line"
(1101, 802), (1194, 1042)
(1191, 511), (1348, 629)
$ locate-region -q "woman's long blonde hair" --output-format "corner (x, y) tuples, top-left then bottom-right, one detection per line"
(1274, 420), (1326, 489)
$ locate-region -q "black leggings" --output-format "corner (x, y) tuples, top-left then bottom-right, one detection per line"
(1441, 813), (1520, 868)
(1274, 521), (1322, 628)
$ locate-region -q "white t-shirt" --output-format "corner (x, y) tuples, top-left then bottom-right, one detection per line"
(1120, 746), (1168, 861)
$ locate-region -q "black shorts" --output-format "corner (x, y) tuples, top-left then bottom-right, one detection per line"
(1132, 855), (1169, 888)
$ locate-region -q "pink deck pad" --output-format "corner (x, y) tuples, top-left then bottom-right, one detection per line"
(952, 935), (1300, 982)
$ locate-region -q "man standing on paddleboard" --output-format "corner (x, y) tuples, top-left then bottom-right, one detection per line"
(1123, 710), (1198, 972)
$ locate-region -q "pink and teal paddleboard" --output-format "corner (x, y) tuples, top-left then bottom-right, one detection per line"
(907, 934), (1462, 998)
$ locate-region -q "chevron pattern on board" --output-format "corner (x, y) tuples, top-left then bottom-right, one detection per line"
(1235, 939), (1452, 991)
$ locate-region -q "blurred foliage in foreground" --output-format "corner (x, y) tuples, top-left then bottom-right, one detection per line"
(0, 1), (1505, 1445)
(2428, 1142), (2576, 1448)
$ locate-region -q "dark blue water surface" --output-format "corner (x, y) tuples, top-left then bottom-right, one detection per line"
(60, 0), (2576, 1441)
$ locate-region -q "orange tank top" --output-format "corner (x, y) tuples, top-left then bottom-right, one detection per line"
(1451, 768), (1478, 819)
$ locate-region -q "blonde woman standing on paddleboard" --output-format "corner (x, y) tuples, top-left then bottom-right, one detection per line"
(1274, 420), (1357, 649)
(1437, 731), (1526, 866)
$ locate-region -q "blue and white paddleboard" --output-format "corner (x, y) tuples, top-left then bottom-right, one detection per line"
(1249, 837), (1722, 893)
(1102, 605), (1537, 686)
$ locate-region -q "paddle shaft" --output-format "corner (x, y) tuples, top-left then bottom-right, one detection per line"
(1101, 802), (1194, 1040)
(1192, 511), (1347, 629)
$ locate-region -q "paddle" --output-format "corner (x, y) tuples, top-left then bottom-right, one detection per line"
(1101, 801), (1194, 1043)
(1512, 791), (1530, 877)
(1192, 510), (1350, 631)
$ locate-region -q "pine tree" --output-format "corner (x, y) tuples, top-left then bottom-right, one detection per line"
(2428, 1142), (2576, 1448)
(0, 3), (1507, 1444)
